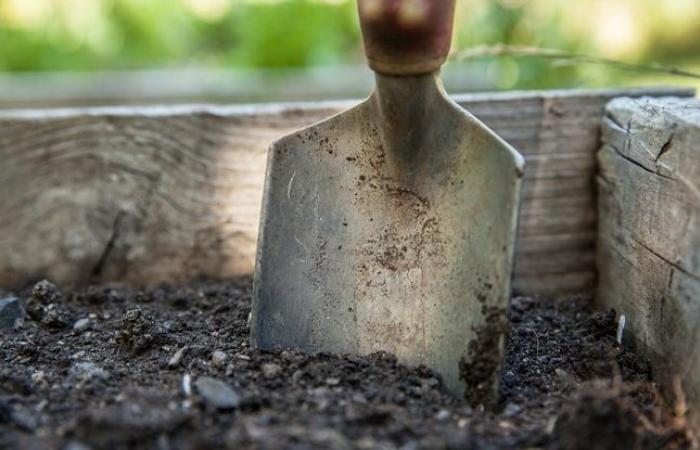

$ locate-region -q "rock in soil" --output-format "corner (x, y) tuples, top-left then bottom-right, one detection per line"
(211, 350), (227, 368)
(0, 297), (23, 329)
(262, 363), (283, 379)
(0, 278), (695, 449)
(194, 376), (240, 410)
(70, 362), (110, 382)
(168, 346), (188, 368)
(72, 318), (91, 333)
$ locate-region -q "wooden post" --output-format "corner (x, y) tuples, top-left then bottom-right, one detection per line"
(597, 96), (700, 427)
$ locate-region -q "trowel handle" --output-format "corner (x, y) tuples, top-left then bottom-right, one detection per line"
(357, 0), (456, 76)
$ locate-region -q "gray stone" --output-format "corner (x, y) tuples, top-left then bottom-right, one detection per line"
(435, 409), (450, 421)
(211, 350), (227, 368)
(262, 363), (282, 379)
(0, 297), (24, 329)
(504, 402), (522, 417)
(70, 362), (110, 381)
(31, 370), (47, 386)
(162, 320), (179, 332)
(73, 318), (91, 332)
(194, 376), (239, 410)
(11, 408), (37, 431)
(168, 346), (187, 368)
(182, 374), (192, 396)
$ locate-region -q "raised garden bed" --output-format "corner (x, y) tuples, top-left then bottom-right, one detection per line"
(1, 87), (698, 449)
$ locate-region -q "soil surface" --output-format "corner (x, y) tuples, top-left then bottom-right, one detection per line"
(0, 278), (695, 450)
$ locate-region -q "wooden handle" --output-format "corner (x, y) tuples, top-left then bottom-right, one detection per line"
(357, 0), (456, 75)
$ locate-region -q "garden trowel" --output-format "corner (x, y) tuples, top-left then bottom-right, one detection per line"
(251, 0), (524, 397)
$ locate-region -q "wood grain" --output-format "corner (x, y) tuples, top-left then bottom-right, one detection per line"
(0, 87), (693, 295)
(597, 96), (700, 428)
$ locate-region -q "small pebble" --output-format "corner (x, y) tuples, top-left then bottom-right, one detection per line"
(71, 351), (86, 360)
(194, 376), (239, 410)
(168, 346), (188, 368)
(504, 403), (522, 417)
(73, 318), (91, 333)
(435, 409), (450, 421)
(31, 370), (47, 386)
(617, 314), (626, 345)
(162, 320), (178, 332)
(292, 370), (305, 384)
(211, 350), (227, 368)
(182, 374), (192, 396)
(262, 363), (282, 379)
(325, 377), (340, 386)
(0, 297), (24, 329)
(70, 362), (110, 381)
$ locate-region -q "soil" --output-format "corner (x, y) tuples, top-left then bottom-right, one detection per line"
(459, 305), (509, 409)
(0, 278), (695, 450)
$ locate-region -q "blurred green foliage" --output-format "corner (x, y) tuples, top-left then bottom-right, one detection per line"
(0, 0), (361, 71)
(0, 0), (699, 90)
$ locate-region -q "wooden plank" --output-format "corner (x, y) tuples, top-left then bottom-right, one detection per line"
(0, 87), (693, 295)
(514, 271), (597, 297)
(597, 96), (700, 429)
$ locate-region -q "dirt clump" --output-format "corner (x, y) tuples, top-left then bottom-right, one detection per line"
(552, 382), (693, 450)
(119, 307), (174, 354)
(0, 279), (695, 449)
(459, 305), (509, 409)
(25, 280), (71, 329)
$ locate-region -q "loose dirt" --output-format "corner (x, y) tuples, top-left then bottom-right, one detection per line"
(0, 278), (695, 449)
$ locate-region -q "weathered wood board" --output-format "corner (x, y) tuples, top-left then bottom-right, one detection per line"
(0, 87), (693, 294)
(597, 96), (700, 427)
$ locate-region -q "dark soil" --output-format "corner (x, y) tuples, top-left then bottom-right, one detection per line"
(459, 305), (509, 409)
(0, 278), (695, 450)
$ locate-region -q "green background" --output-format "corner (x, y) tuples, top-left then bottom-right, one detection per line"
(1, 0), (698, 92)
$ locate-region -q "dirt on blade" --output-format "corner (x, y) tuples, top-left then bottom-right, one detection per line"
(0, 279), (695, 449)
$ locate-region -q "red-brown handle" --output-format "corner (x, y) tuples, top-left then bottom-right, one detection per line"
(357, 0), (456, 75)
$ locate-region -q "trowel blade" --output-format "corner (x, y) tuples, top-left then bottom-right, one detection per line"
(252, 75), (523, 399)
